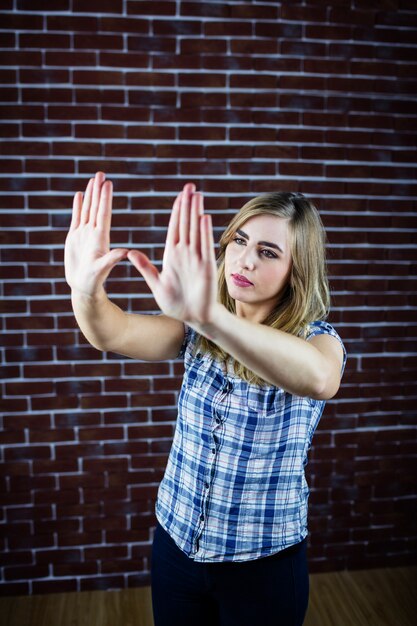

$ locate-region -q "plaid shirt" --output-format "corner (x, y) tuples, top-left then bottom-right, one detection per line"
(155, 320), (347, 562)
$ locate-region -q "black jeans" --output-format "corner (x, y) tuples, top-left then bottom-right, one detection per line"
(151, 522), (309, 626)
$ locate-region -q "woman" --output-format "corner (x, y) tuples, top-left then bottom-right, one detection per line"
(65, 172), (346, 626)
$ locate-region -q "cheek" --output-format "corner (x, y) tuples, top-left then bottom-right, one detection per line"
(224, 246), (234, 269)
(263, 264), (289, 291)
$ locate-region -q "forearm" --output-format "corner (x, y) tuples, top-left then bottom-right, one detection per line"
(71, 288), (126, 352)
(192, 304), (329, 397)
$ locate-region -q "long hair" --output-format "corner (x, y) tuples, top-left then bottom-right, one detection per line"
(195, 191), (330, 386)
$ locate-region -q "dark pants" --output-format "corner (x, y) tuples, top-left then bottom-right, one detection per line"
(151, 522), (309, 626)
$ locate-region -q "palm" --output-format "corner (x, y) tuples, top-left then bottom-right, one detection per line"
(65, 224), (109, 294)
(158, 249), (215, 322)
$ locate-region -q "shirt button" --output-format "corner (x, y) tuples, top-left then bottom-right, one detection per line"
(216, 417), (221, 424)
(205, 482), (210, 489)
(200, 514), (204, 521)
(212, 447), (216, 453)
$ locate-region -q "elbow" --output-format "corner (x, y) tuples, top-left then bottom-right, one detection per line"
(310, 387), (335, 402)
(308, 358), (340, 400)
(94, 339), (112, 353)
(80, 332), (107, 353)
(309, 373), (340, 401)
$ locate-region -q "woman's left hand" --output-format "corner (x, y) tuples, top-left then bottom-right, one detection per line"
(127, 182), (219, 326)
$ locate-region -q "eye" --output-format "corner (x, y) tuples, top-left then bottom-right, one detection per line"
(260, 249), (278, 259)
(232, 237), (278, 259)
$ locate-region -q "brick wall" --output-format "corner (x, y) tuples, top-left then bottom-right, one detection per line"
(1, 0), (416, 596)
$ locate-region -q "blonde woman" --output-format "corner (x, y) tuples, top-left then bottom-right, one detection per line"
(65, 172), (346, 626)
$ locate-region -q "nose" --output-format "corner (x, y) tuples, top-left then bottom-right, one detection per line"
(239, 246), (256, 271)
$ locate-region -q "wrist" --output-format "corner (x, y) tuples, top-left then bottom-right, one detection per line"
(71, 286), (107, 304)
(189, 303), (228, 341)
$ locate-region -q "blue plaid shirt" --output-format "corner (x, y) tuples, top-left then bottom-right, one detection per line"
(155, 320), (347, 562)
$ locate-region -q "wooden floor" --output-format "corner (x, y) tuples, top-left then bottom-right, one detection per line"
(0, 566), (416, 626)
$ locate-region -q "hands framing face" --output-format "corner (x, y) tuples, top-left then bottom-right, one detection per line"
(65, 172), (219, 326)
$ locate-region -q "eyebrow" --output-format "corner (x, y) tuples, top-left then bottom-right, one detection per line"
(236, 229), (284, 255)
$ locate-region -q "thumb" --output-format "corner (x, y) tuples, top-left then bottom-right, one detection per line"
(127, 250), (159, 292)
(97, 248), (129, 275)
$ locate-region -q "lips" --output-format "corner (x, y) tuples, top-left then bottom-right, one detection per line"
(231, 273), (254, 287)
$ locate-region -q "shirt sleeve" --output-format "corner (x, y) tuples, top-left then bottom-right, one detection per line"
(306, 320), (347, 378)
(176, 322), (193, 359)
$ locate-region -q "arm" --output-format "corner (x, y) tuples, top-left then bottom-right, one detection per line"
(71, 289), (185, 361)
(192, 305), (344, 399)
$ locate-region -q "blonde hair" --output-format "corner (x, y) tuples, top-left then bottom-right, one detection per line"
(196, 191), (330, 386)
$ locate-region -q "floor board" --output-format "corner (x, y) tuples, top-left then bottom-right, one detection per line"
(0, 566), (416, 626)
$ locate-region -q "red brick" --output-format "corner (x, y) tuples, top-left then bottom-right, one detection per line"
(73, 0), (122, 12)
(99, 16), (148, 33)
(4, 565), (50, 581)
(54, 561), (96, 577)
(79, 427), (124, 441)
(48, 105), (98, 121)
(20, 33), (71, 48)
(127, 1), (175, 14)
(80, 395), (128, 409)
(104, 441), (148, 456)
(2, 13), (44, 30)
(181, 38), (228, 54)
(47, 15), (98, 30)
(79, 574), (125, 591)
(179, 2), (229, 18)
(130, 36), (176, 56)
(0, 51), (42, 66)
(85, 545), (127, 560)
(58, 532), (102, 548)
(154, 20), (201, 36)
(233, 3), (279, 19)
(81, 458), (128, 475)
(204, 55), (252, 71)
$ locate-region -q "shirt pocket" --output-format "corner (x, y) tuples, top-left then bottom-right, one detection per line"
(246, 384), (286, 417)
(241, 386), (288, 463)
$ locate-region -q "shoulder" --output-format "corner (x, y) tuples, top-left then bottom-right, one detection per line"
(306, 320), (347, 379)
(177, 323), (201, 360)
(305, 320), (343, 342)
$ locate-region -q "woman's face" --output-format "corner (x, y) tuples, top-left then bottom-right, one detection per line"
(224, 214), (293, 322)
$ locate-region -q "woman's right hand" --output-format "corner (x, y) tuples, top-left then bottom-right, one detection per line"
(64, 171), (129, 298)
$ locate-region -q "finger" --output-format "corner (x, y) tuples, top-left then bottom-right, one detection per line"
(166, 191), (182, 249)
(80, 177), (94, 224)
(179, 183), (196, 245)
(89, 171), (106, 226)
(70, 191), (83, 231)
(190, 192), (203, 254)
(127, 250), (160, 293)
(88, 172), (106, 226)
(201, 214), (216, 266)
(96, 247), (129, 275)
(96, 180), (113, 232)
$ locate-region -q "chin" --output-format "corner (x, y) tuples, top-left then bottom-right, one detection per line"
(229, 289), (255, 303)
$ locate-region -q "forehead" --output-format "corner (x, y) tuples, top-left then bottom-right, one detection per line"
(239, 214), (289, 240)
